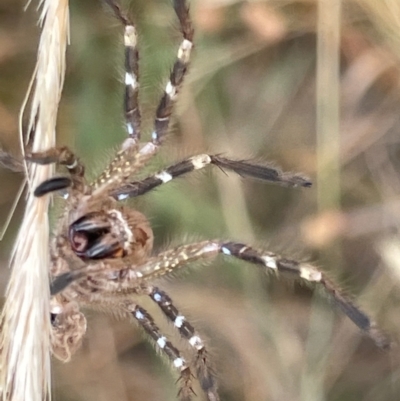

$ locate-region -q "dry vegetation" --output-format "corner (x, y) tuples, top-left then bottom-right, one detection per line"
(1, 0), (400, 400)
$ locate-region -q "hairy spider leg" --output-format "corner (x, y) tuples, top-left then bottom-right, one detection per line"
(113, 153), (312, 200)
(26, 146), (85, 196)
(152, 0), (194, 146)
(90, 0), (194, 195)
(124, 302), (196, 401)
(28, 132), (151, 200)
(147, 286), (219, 401)
(135, 241), (391, 349)
(104, 0), (141, 144)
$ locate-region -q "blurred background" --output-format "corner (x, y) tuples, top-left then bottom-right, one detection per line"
(1, 0), (400, 400)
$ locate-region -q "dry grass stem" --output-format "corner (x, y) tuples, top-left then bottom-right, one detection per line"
(0, 0), (69, 400)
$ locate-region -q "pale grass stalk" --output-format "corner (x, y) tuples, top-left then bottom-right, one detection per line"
(300, 1), (342, 401)
(0, 0), (69, 400)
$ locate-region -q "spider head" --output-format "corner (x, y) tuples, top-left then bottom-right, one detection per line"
(69, 208), (153, 262)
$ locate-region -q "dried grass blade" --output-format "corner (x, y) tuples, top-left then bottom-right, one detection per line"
(0, 0), (70, 400)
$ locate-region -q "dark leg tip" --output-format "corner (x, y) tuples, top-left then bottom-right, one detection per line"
(34, 176), (71, 197)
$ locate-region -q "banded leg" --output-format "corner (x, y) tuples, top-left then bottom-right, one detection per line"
(125, 302), (195, 401)
(148, 286), (219, 401)
(113, 154), (312, 200)
(26, 146), (85, 196)
(104, 0), (141, 144)
(92, 0), (194, 193)
(136, 241), (390, 349)
(152, 0), (194, 145)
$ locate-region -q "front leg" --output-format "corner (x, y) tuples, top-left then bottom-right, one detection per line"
(26, 146), (86, 196)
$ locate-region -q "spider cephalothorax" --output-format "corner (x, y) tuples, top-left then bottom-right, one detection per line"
(68, 208), (153, 260)
(20, 0), (390, 399)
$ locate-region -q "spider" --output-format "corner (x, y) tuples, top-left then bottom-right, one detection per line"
(18, 0), (389, 400)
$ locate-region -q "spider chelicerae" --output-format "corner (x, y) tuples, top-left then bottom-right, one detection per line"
(17, 0), (390, 400)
